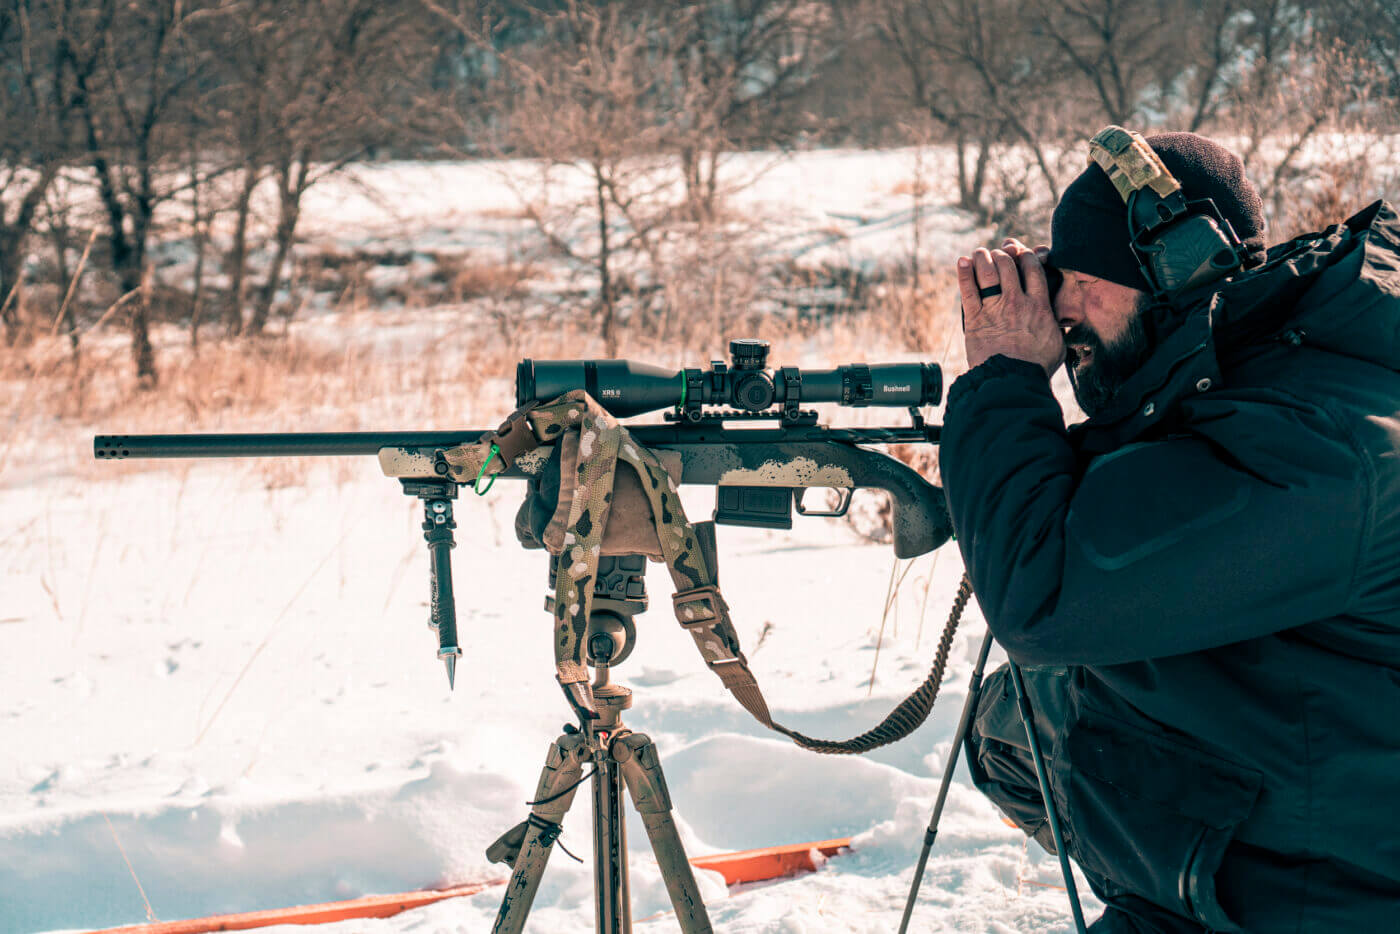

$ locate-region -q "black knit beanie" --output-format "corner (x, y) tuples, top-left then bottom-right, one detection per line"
(1047, 131), (1268, 292)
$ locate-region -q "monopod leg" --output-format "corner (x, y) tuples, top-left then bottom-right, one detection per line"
(614, 732), (714, 934)
(1007, 661), (1088, 934)
(492, 731), (591, 934)
(898, 629), (995, 934)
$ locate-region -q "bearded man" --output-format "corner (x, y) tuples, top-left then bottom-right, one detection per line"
(939, 130), (1400, 932)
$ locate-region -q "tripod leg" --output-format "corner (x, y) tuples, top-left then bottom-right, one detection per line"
(593, 757), (630, 933)
(613, 733), (714, 934)
(1008, 661), (1088, 934)
(492, 731), (591, 934)
(898, 629), (996, 934)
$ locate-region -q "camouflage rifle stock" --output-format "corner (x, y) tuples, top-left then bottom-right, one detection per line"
(93, 422), (947, 548)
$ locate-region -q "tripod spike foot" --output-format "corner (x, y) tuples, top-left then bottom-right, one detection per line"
(439, 649), (461, 690)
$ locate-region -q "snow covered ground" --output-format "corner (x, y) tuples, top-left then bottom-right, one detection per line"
(292, 148), (984, 272)
(1, 454), (1098, 933)
(123, 147), (993, 321)
(2, 147), (1102, 932)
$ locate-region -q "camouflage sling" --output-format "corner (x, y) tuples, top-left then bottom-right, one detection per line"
(443, 390), (966, 755)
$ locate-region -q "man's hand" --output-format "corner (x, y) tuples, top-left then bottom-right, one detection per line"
(957, 238), (1064, 376)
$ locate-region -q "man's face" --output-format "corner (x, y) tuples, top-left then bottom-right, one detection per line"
(1052, 270), (1153, 416)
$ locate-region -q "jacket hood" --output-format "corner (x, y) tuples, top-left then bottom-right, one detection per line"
(1072, 200), (1400, 455)
(1216, 199), (1400, 372)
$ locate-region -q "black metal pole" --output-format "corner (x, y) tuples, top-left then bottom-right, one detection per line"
(1007, 660), (1088, 934)
(898, 629), (995, 934)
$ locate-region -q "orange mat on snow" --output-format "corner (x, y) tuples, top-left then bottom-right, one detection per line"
(92, 837), (853, 933)
(690, 837), (852, 885)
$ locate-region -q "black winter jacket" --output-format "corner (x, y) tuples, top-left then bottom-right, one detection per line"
(941, 201), (1400, 932)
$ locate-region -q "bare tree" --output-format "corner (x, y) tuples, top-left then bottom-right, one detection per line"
(428, 1), (693, 355)
(1166, 0), (1248, 131)
(877, 0), (1071, 217)
(240, 0), (424, 335)
(0, 0), (80, 344)
(1031, 0), (1195, 127)
(180, 103), (216, 348)
(200, 0), (276, 337)
(506, 2), (682, 354)
(1316, 0), (1400, 108)
(61, 0), (214, 384)
(663, 1), (841, 221)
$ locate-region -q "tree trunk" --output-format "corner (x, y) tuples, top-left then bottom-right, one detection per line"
(188, 135), (207, 349)
(0, 171), (58, 345)
(46, 222), (82, 363)
(0, 231), (23, 345)
(704, 148), (719, 221)
(955, 131), (971, 210)
(248, 210), (294, 335)
(595, 164), (616, 357)
(911, 143), (924, 288)
(190, 225), (208, 351)
(225, 164), (258, 336)
(105, 223), (158, 385)
(105, 200), (157, 383)
(971, 136), (992, 217)
(681, 146), (701, 219)
(249, 155), (307, 336)
(121, 262), (157, 386)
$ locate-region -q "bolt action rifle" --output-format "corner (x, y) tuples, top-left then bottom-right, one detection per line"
(96, 339), (952, 699)
(92, 339), (997, 932)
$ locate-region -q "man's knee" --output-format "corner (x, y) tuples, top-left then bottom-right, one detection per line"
(963, 663), (1070, 853)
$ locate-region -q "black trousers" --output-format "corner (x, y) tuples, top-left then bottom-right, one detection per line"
(964, 663), (1210, 934)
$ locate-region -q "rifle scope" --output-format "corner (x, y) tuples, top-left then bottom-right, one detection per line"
(518, 339), (942, 420)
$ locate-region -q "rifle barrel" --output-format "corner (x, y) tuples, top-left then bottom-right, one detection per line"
(94, 425), (936, 462)
(94, 432), (489, 459)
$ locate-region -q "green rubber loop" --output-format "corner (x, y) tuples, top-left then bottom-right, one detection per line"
(474, 443), (501, 495)
(677, 373), (687, 412)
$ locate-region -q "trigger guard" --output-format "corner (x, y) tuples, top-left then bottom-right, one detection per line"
(793, 487), (853, 518)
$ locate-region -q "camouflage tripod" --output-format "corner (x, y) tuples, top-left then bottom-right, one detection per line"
(486, 554), (713, 934)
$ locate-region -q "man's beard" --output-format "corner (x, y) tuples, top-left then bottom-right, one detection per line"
(1064, 297), (1153, 417)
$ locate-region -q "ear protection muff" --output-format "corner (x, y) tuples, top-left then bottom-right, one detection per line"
(1087, 126), (1251, 303)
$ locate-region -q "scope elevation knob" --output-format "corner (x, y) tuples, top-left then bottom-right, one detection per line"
(729, 339), (769, 371)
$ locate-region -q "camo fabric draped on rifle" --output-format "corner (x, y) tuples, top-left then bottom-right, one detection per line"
(441, 391), (736, 713)
(442, 391), (960, 753)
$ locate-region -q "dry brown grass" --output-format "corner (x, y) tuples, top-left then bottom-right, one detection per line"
(886, 178), (931, 199)
(0, 259), (965, 493)
(443, 256), (536, 301)
(858, 269), (963, 359)
(1269, 149), (1399, 242)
